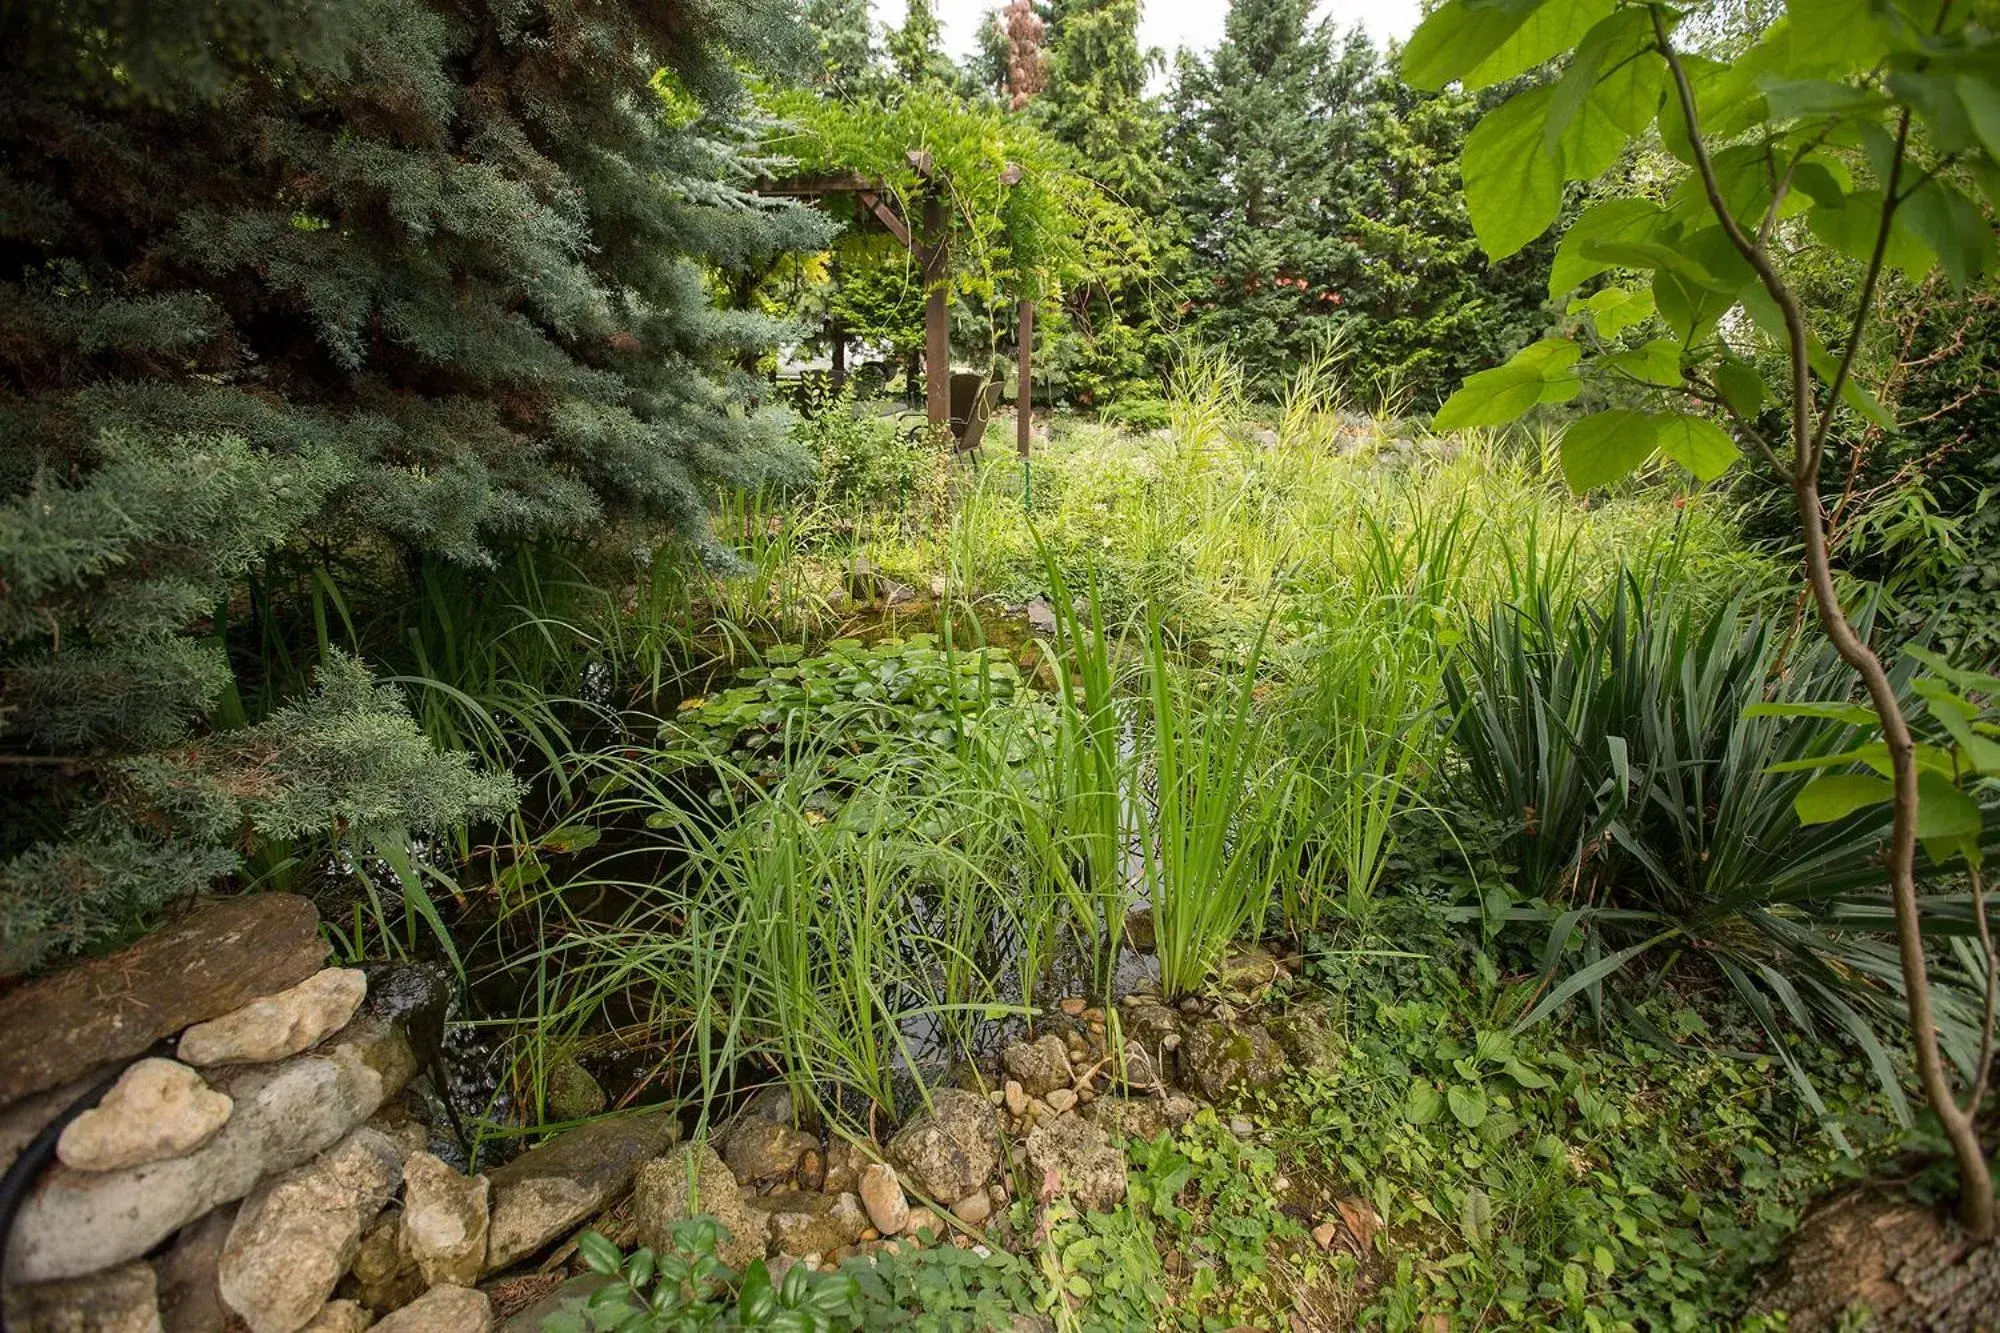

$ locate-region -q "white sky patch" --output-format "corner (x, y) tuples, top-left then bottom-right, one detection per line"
(870, 0), (1424, 62)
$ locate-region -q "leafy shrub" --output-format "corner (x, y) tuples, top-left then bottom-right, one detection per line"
(792, 384), (946, 525)
(1097, 395), (1171, 432)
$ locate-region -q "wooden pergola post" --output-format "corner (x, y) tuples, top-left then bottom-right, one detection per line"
(913, 151), (951, 437)
(1017, 297), (1033, 460)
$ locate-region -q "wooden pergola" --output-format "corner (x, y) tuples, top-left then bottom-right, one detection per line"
(763, 151), (1034, 461)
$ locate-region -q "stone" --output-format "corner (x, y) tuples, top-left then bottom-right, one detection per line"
(887, 1092), (1000, 1204)
(1023, 1115), (1126, 1213)
(1180, 1020), (1286, 1104)
(482, 1108), (678, 1272)
(1079, 1096), (1170, 1144)
(1110, 1043), (1162, 1092)
(8, 1011), (418, 1285)
(1228, 1116), (1254, 1138)
(796, 1148), (825, 1191)
(829, 1191), (868, 1235)
(494, 1276), (615, 1333)
(543, 1059), (604, 1123)
(950, 1192), (991, 1226)
(1024, 597), (1059, 636)
(1044, 1089), (1077, 1115)
(1266, 1001), (1342, 1074)
(2, 1261), (163, 1332)
(179, 969), (367, 1068)
(1121, 909), (1156, 953)
(1002, 1081), (1026, 1118)
(751, 1190), (866, 1256)
(153, 1204), (234, 1333)
(900, 1207), (942, 1241)
(55, 1059), (233, 1173)
(723, 1120), (814, 1186)
(820, 1139), (863, 1196)
(370, 1285), (489, 1333)
(1057, 998), (1085, 1018)
(1120, 1004), (1181, 1051)
(857, 1163), (907, 1236)
(1000, 1037), (1071, 1099)
(632, 1143), (762, 1271)
(348, 1210), (421, 1314)
(300, 1301), (373, 1332)
(0, 895), (328, 1108)
(398, 1151), (488, 1287)
(217, 1127), (404, 1333)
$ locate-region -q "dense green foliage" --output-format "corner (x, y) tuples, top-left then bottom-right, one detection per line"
(1163, 1), (1555, 402)
(0, 0), (825, 970)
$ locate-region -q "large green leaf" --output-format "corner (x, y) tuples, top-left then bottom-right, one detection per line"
(1559, 409), (1658, 490)
(1807, 189), (1936, 282)
(1714, 359), (1767, 417)
(1402, 0), (1549, 91)
(1545, 8), (1664, 161)
(1465, 0), (1616, 90)
(1795, 773), (1893, 824)
(1435, 338), (1583, 430)
(1916, 769), (1983, 841)
(1898, 178), (1993, 291)
(1652, 412), (1741, 481)
(1549, 199), (1668, 296)
(1600, 338), (1680, 387)
(1570, 285), (1655, 337)
(1463, 86), (1565, 261)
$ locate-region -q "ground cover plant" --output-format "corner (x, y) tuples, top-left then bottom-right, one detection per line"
(4, 2), (1998, 1332)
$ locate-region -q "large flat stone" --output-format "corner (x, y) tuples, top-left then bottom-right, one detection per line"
(1, 1259), (163, 1332)
(5, 1012), (417, 1284)
(0, 895), (328, 1108)
(481, 1108), (679, 1272)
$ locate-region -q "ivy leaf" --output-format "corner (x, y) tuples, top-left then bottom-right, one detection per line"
(1463, 86), (1565, 260)
(1549, 199), (1669, 296)
(1653, 413), (1741, 481)
(1560, 409), (1658, 490)
(1795, 773), (1894, 824)
(1434, 338), (1582, 430)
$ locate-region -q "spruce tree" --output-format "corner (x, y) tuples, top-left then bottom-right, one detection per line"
(0, 0), (825, 972)
(1035, 0), (1169, 405)
(1166, 1), (1551, 400)
(803, 0), (882, 99)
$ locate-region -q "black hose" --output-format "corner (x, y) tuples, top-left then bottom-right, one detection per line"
(0, 1039), (175, 1328)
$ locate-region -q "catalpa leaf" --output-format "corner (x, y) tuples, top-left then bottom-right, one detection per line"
(1560, 409), (1658, 490)
(1435, 338), (1582, 430)
(1463, 86), (1565, 260)
(1795, 772), (1893, 824)
(1653, 412), (1741, 481)
(1402, 0), (1549, 91)
(1549, 199), (1668, 297)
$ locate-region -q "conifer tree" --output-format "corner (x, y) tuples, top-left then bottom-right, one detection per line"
(804, 0), (882, 99)
(1034, 0), (1169, 405)
(888, 0), (956, 89)
(0, 0), (826, 971)
(1166, 0), (1550, 399)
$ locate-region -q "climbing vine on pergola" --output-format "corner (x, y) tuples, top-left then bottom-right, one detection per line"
(759, 85), (1122, 455)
